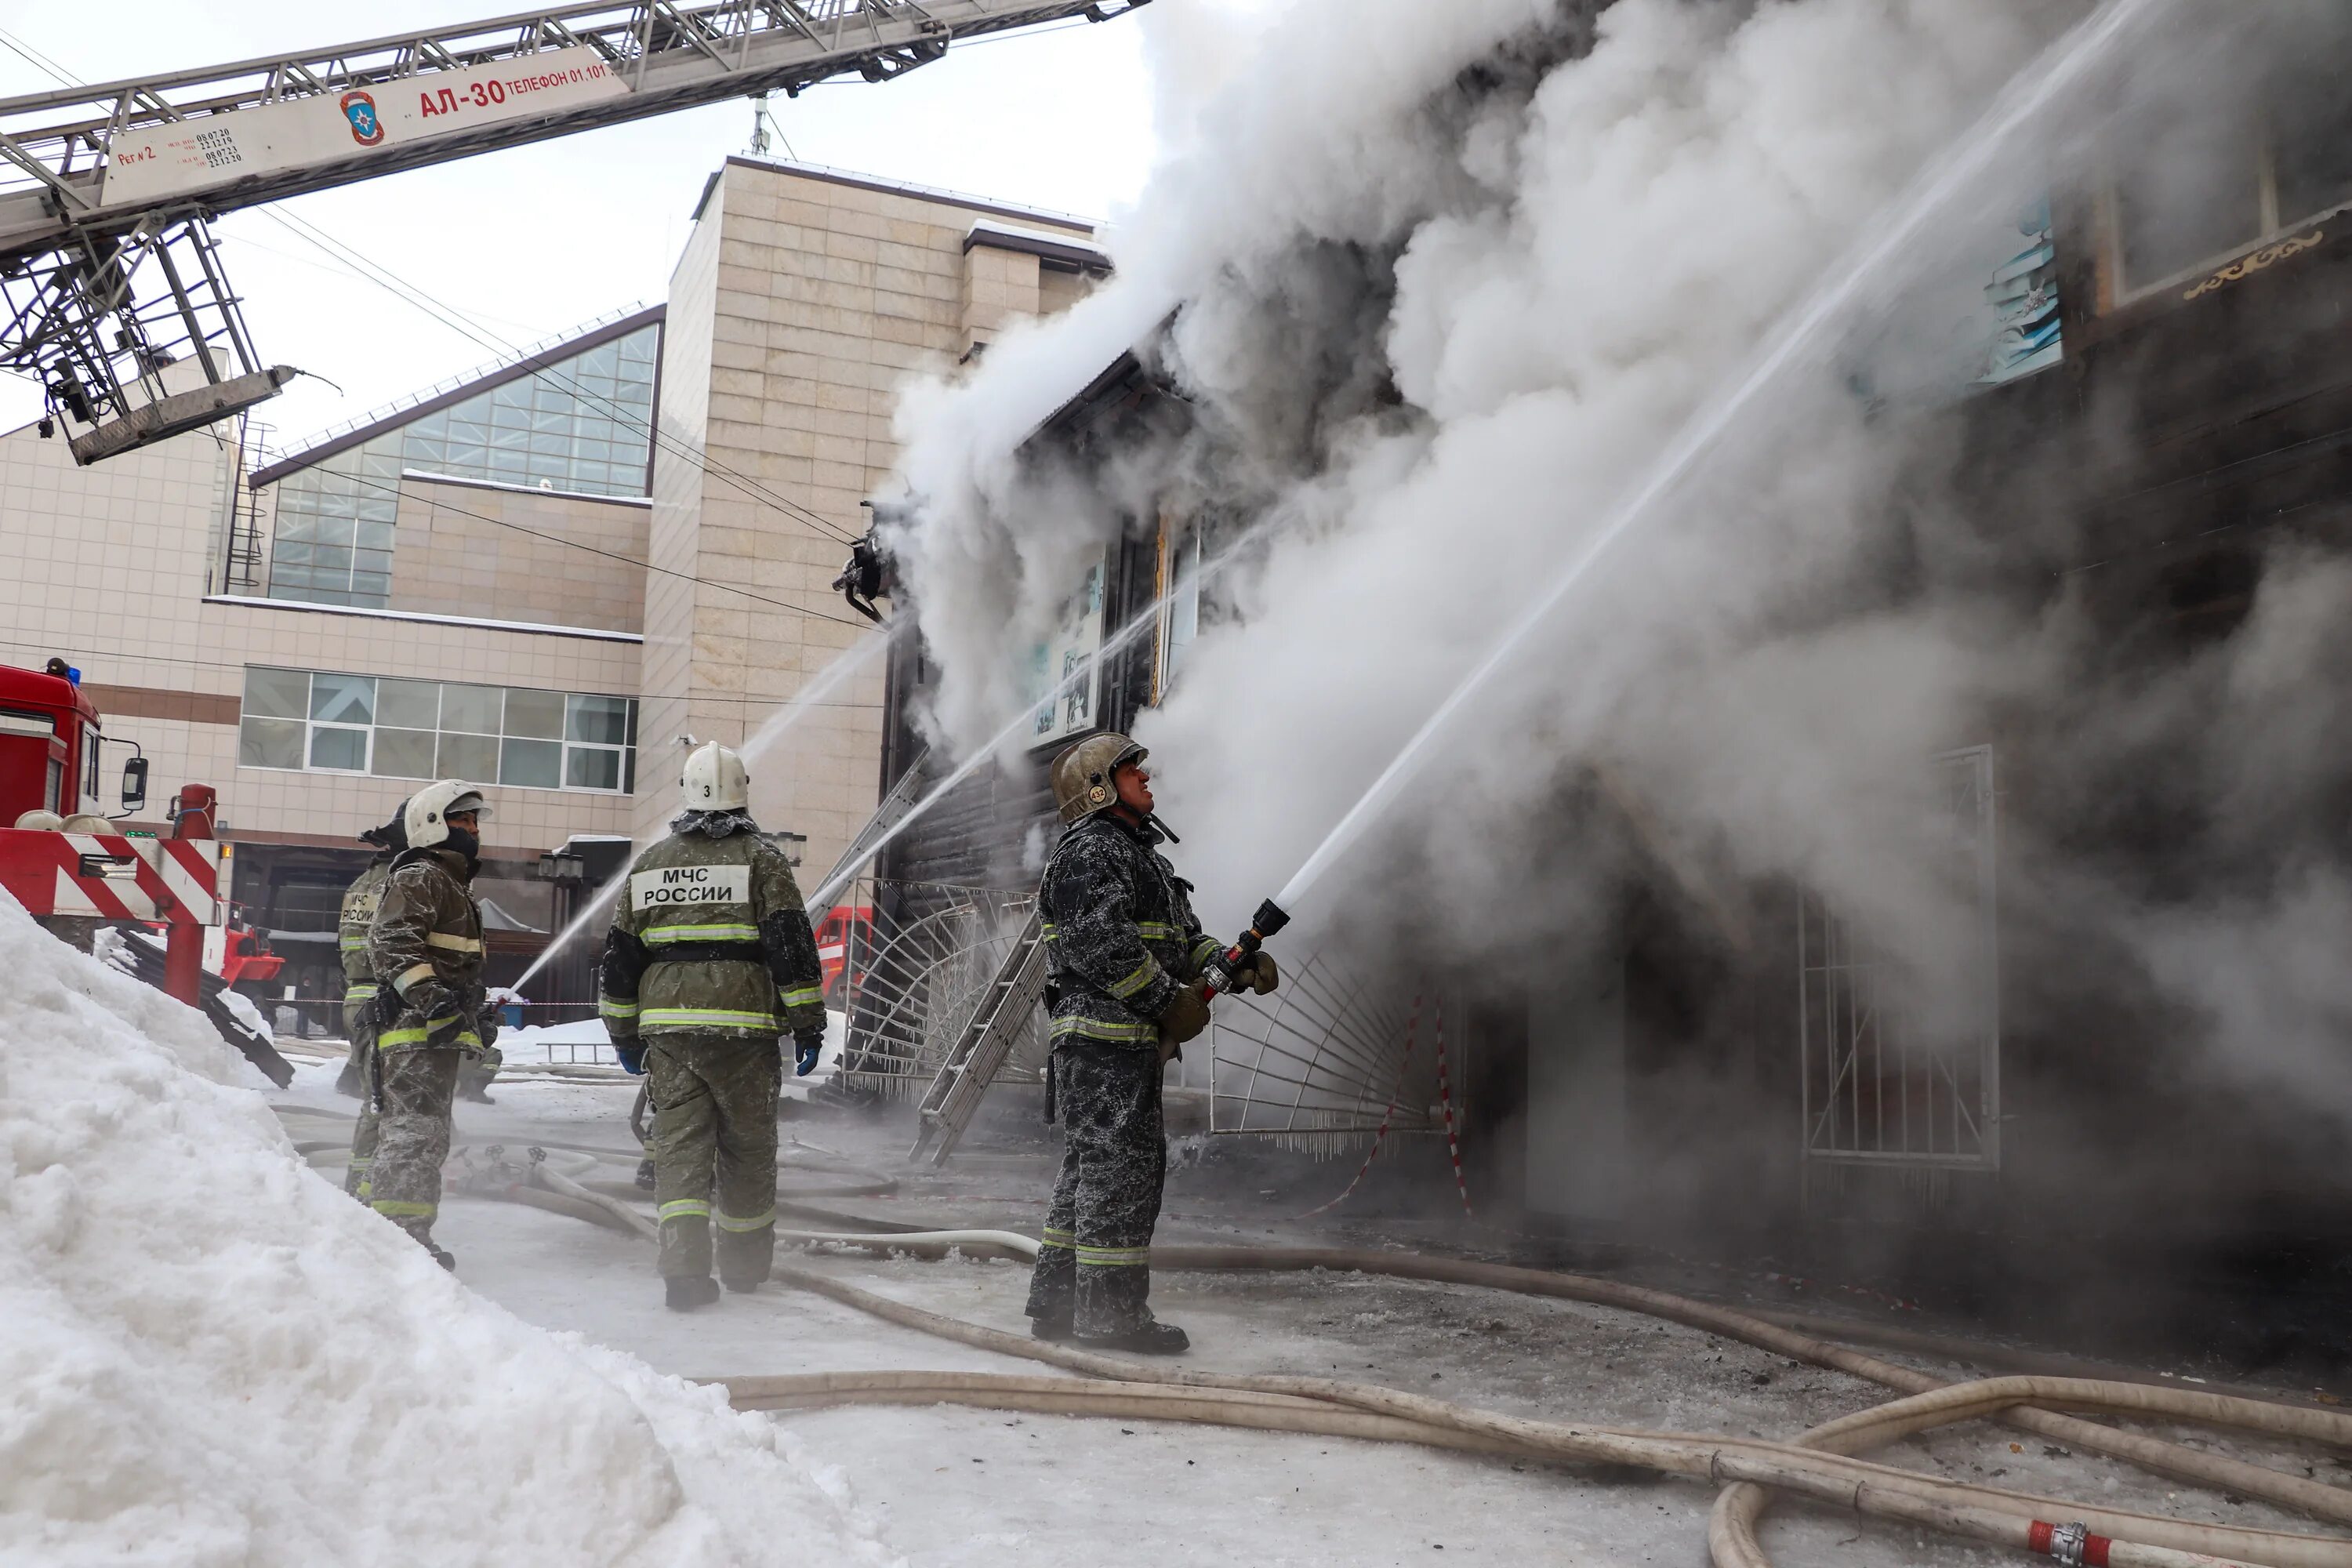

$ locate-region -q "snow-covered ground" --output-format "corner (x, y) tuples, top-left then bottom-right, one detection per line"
(0, 898), (889, 1568)
(269, 1046), (2344, 1567)
(12, 901), (2340, 1566)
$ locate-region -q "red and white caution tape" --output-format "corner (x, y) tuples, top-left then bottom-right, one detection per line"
(1435, 996), (1472, 1218)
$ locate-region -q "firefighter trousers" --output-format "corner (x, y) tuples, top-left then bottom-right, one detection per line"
(646, 1033), (782, 1283)
(1025, 1040), (1167, 1338)
(368, 1045), (463, 1244)
(343, 1021), (382, 1200)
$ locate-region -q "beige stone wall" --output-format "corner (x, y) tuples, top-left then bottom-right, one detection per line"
(1037, 264), (1098, 320)
(1, 159), (1102, 894)
(961, 245), (1044, 352)
(0, 414), (639, 857)
(389, 475), (648, 633)
(635, 161), (1101, 887)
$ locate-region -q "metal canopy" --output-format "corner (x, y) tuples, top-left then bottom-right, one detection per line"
(0, 0), (1147, 460)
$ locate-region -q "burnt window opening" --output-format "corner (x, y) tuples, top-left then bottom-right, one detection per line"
(2108, 45), (2352, 300)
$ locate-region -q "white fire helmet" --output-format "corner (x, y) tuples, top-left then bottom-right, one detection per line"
(681, 741), (750, 812)
(12, 809), (64, 831)
(404, 779), (490, 850)
(60, 814), (111, 835)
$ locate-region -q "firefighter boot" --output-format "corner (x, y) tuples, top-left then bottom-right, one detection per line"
(666, 1275), (721, 1312)
(1075, 1319), (1189, 1356)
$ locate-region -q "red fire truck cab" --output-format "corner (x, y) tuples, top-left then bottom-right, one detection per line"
(0, 659), (135, 825)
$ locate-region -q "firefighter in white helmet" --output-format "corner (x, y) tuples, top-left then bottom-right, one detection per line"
(364, 780), (494, 1269)
(600, 742), (827, 1311)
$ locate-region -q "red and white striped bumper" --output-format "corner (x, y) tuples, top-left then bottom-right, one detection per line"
(0, 829), (222, 925)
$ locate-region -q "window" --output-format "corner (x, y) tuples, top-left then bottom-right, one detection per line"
(80, 723), (103, 808)
(2108, 43), (2352, 301)
(238, 667), (637, 793)
(263, 321), (659, 608)
(1026, 556), (1105, 746)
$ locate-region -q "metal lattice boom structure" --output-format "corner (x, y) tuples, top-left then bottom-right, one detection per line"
(0, 0), (1146, 460)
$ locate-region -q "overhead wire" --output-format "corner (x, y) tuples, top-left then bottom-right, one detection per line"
(281, 461), (886, 636)
(251, 205), (868, 551)
(0, 633), (873, 720)
(7, 22), (877, 590)
(8, 17), (869, 554)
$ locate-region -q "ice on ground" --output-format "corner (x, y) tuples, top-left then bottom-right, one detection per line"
(0, 895), (895, 1568)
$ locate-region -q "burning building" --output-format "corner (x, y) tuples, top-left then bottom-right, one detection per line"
(844, 0), (2352, 1367)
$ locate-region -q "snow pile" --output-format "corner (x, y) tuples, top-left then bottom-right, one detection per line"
(216, 984), (273, 1042)
(0, 897), (897, 1568)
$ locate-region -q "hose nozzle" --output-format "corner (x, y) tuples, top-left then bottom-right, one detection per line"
(1202, 898), (1294, 998)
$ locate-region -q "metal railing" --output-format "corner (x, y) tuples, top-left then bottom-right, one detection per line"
(1207, 945), (1455, 1158)
(832, 877), (1047, 1097)
(1799, 746), (2001, 1176)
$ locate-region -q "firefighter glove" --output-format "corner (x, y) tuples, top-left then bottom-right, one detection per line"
(1157, 985), (1211, 1049)
(1233, 953), (1279, 996)
(615, 1043), (647, 1076)
(794, 1029), (826, 1077)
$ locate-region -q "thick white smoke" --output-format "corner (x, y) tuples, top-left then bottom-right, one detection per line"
(887, 0), (2352, 1142)
(893, 0), (2067, 912)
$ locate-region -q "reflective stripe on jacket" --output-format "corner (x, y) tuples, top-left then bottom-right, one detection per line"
(599, 823), (826, 1043)
(339, 857), (392, 1036)
(368, 847), (485, 1053)
(1040, 812), (1208, 1054)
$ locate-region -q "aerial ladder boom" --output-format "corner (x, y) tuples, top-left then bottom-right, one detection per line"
(0, 0), (1148, 463)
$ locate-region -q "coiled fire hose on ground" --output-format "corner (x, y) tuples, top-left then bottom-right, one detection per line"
(281, 1117), (2352, 1568)
(729, 1236), (2352, 1568)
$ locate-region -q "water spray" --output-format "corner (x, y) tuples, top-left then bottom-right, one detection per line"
(1269, 0), (2162, 915)
(514, 625), (898, 990)
(804, 510), (1287, 915)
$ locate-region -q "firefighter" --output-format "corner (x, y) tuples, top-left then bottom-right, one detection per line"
(1022, 733), (1276, 1354)
(599, 742), (827, 1312)
(337, 805), (404, 1201)
(365, 779), (497, 1268)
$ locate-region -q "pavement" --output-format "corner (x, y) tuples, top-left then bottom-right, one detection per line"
(267, 1048), (2347, 1567)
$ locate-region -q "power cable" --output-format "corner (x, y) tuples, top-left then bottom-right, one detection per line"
(239, 457), (883, 636)
(0, 633), (873, 712)
(9, 24), (874, 561)
(0, 24), (76, 87)
(254, 205), (867, 551)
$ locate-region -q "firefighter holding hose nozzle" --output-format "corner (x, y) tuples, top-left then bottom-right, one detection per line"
(1023, 734), (1278, 1355)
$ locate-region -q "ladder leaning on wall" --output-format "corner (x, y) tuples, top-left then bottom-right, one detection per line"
(906, 909), (1048, 1166)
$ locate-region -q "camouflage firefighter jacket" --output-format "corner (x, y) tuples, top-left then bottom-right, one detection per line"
(1041, 811), (1220, 1053)
(369, 846), (487, 1053)
(598, 818), (827, 1044)
(338, 855), (391, 1036)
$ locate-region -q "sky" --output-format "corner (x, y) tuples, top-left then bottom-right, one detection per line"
(0, 1), (1161, 444)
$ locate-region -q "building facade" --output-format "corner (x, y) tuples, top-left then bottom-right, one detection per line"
(643, 156), (1105, 878)
(0, 157), (1105, 1007)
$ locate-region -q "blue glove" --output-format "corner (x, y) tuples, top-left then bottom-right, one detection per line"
(793, 1030), (825, 1077)
(614, 1043), (647, 1076)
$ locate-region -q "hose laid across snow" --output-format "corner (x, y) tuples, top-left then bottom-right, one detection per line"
(717, 1369), (2292, 1568)
(320, 1125), (2352, 1568)
(746, 1254), (2352, 1568)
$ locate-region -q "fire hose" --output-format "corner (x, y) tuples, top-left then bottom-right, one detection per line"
(285, 1117), (2352, 1566)
(474, 1170), (2352, 1568)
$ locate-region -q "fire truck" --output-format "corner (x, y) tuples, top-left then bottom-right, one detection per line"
(0, 659), (290, 1085)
